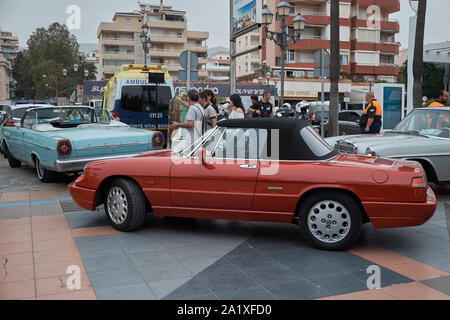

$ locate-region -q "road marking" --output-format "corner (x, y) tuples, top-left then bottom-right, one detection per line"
(0, 200), (60, 208)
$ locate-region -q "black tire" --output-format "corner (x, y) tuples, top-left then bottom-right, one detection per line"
(104, 178), (146, 232)
(4, 143), (21, 168)
(298, 191), (362, 251)
(35, 157), (57, 183)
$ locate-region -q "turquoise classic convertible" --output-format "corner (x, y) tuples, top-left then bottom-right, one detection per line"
(1, 105), (165, 182)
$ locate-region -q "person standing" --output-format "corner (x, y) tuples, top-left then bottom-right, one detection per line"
(203, 89), (220, 114)
(428, 90), (449, 107)
(360, 92), (382, 134)
(247, 95), (262, 118)
(259, 91), (275, 118)
(199, 91), (218, 130)
(170, 90), (205, 144)
(228, 94), (245, 119)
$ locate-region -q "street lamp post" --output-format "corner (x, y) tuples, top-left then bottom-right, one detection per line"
(262, 1), (306, 106)
(140, 24), (152, 66)
(73, 64), (79, 104)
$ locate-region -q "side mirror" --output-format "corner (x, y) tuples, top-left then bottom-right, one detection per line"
(198, 148), (207, 165)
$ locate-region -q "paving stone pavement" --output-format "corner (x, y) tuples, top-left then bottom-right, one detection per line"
(0, 156), (449, 300)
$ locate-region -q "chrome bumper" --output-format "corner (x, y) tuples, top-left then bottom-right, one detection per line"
(54, 153), (141, 173)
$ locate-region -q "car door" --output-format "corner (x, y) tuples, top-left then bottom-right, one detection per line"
(4, 113), (28, 160)
(20, 111), (40, 165)
(170, 127), (261, 215)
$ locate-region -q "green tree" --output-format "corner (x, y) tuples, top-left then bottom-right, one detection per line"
(400, 60), (445, 100)
(11, 22), (83, 99)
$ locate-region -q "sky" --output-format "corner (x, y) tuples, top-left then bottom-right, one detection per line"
(0, 0), (450, 51)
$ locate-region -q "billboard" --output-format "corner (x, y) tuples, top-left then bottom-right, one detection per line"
(232, 0), (262, 37)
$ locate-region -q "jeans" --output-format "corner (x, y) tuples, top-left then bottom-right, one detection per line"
(360, 123), (382, 134)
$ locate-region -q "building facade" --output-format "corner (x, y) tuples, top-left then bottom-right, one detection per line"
(236, 30), (261, 79)
(0, 55), (10, 101)
(85, 49), (100, 80)
(205, 51), (230, 81)
(0, 29), (19, 61)
(262, 0), (400, 87)
(97, 1), (209, 80)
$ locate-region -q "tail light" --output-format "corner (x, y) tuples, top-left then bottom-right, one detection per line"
(57, 140), (72, 157)
(152, 133), (164, 148)
(112, 112), (120, 121)
(412, 176), (427, 188)
(311, 112), (316, 121)
(4, 120), (18, 127)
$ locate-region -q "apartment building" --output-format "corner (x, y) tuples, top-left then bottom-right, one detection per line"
(236, 30), (261, 79)
(97, 1), (209, 80)
(85, 49), (100, 80)
(0, 29), (19, 60)
(0, 55), (10, 101)
(262, 0), (400, 84)
(205, 51), (230, 81)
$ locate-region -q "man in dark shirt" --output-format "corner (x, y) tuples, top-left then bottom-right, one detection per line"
(247, 95), (261, 118)
(259, 91), (274, 118)
(360, 92), (382, 134)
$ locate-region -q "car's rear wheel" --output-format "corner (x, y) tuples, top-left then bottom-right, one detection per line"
(104, 178), (146, 232)
(5, 143), (21, 168)
(35, 157), (57, 183)
(298, 191), (362, 251)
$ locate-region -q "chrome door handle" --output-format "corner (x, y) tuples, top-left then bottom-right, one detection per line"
(240, 164), (257, 169)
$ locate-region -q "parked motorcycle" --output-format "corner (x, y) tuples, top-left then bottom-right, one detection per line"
(276, 103), (301, 118)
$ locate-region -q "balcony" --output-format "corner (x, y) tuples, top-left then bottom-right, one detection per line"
(186, 45), (208, 53)
(149, 49), (181, 58)
(351, 40), (399, 54)
(350, 62), (399, 76)
(352, 0), (400, 13)
(289, 37), (351, 50)
(351, 17), (399, 33)
(287, 14), (351, 27)
(185, 31), (209, 41)
(100, 38), (135, 46)
(149, 20), (186, 30)
(98, 22), (137, 37)
(151, 35), (186, 44)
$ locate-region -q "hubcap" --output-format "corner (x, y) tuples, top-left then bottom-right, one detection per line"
(107, 187), (128, 225)
(307, 200), (351, 244)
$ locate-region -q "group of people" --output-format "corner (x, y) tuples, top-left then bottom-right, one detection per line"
(169, 89), (275, 143)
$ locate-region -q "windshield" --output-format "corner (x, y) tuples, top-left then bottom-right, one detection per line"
(394, 109), (450, 138)
(12, 108), (28, 119)
(311, 105), (330, 112)
(121, 85), (172, 113)
(28, 107), (113, 129)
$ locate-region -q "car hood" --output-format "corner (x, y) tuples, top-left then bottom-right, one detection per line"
(325, 131), (438, 157)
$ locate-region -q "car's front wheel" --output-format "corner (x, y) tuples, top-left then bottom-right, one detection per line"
(298, 191), (362, 251)
(35, 157), (57, 183)
(104, 178), (146, 232)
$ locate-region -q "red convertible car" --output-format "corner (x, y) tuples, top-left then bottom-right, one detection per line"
(69, 119), (436, 250)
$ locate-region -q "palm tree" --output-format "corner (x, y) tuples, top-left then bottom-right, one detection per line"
(328, 0), (340, 137)
(412, 0), (427, 108)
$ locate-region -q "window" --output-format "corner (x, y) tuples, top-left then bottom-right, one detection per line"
(121, 86), (172, 113)
(125, 18), (132, 24)
(357, 29), (378, 43)
(22, 112), (37, 129)
(285, 50), (296, 63)
(204, 128), (268, 160)
(340, 54), (349, 65)
(300, 126), (334, 157)
(339, 112), (360, 123)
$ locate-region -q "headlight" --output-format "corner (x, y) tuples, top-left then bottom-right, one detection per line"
(366, 147), (377, 157)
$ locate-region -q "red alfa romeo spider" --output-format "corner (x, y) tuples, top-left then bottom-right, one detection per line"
(69, 119), (436, 250)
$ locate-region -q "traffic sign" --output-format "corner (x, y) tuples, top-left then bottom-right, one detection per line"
(179, 51), (198, 70)
(178, 70), (199, 82)
(314, 49), (330, 67)
(314, 68), (330, 78)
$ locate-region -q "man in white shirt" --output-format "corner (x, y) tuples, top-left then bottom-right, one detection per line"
(170, 90), (205, 146)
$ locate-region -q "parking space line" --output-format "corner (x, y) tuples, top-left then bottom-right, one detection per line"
(0, 200), (60, 208)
